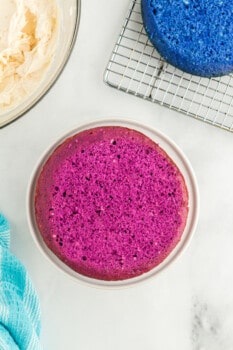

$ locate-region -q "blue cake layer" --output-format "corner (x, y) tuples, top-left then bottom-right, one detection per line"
(141, 0), (233, 77)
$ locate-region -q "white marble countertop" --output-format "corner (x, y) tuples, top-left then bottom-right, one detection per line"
(1, 0), (233, 349)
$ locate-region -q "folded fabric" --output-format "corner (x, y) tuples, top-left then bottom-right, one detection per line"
(0, 213), (42, 350)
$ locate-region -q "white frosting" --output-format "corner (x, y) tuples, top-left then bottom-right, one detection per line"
(0, 0), (58, 109)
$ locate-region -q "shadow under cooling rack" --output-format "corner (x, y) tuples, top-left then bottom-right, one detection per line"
(104, 0), (233, 132)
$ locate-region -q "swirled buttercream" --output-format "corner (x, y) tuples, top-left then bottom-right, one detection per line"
(0, 0), (58, 109)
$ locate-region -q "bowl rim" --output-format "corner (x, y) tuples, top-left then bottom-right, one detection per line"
(0, 0), (81, 129)
(26, 117), (200, 289)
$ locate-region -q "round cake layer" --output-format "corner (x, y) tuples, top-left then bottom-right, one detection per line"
(34, 126), (188, 281)
(141, 0), (233, 77)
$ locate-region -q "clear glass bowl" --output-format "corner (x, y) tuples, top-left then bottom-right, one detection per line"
(27, 118), (199, 288)
(0, 0), (81, 128)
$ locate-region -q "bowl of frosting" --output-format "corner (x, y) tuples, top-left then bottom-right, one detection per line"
(0, 0), (80, 127)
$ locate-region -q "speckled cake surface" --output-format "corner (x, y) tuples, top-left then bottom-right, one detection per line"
(141, 0), (233, 77)
(34, 126), (189, 281)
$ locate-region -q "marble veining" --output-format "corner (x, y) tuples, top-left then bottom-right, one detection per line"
(191, 297), (232, 350)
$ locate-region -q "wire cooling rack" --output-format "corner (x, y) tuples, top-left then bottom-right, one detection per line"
(104, 0), (233, 132)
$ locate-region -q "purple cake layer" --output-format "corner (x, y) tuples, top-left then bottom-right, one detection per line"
(34, 126), (188, 281)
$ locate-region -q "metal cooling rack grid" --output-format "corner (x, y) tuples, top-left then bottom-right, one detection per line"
(104, 0), (233, 132)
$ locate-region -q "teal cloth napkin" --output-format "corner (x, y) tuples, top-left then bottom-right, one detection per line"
(0, 213), (42, 350)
